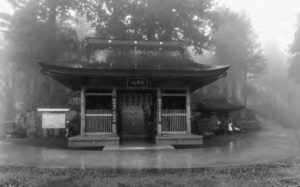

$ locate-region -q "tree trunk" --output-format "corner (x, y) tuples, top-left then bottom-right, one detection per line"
(242, 69), (248, 106)
(110, 0), (121, 39)
(220, 79), (230, 99)
(47, 0), (58, 60)
(241, 69), (248, 119)
(230, 80), (239, 103)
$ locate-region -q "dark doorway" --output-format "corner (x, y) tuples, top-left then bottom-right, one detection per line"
(121, 105), (145, 136)
(118, 90), (156, 139)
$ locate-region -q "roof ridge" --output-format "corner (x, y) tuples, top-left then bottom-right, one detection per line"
(83, 37), (185, 48)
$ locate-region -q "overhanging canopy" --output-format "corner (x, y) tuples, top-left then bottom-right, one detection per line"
(39, 62), (229, 91)
(195, 98), (244, 113)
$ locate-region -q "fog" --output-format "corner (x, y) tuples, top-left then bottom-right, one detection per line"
(0, 0), (300, 154)
(254, 41), (300, 144)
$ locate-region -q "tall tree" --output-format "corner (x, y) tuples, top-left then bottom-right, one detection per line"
(76, 0), (213, 53)
(0, 0), (78, 113)
(210, 9), (266, 104)
(289, 13), (300, 83)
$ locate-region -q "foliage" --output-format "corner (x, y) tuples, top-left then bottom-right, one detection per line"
(211, 9), (266, 79)
(75, 0), (213, 54)
(2, 0), (79, 63)
(289, 13), (300, 83)
(208, 9), (266, 103)
(0, 0), (79, 114)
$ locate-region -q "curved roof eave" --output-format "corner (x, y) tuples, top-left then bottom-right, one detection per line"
(38, 62), (230, 78)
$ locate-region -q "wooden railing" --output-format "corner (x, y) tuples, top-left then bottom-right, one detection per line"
(85, 109), (113, 133)
(161, 109), (187, 132)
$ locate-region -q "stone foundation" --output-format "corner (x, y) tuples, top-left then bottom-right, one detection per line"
(155, 133), (203, 145)
(68, 134), (120, 148)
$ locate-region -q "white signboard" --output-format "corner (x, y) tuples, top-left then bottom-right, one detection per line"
(42, 113), (66, 129)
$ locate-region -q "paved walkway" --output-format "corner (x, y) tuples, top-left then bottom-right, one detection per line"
(0, 125), (298, 169)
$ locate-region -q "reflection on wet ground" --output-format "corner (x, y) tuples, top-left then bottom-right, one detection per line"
(0, 127), (298, 169)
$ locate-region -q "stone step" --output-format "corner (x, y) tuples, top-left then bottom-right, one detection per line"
(103, 144), (174, 151)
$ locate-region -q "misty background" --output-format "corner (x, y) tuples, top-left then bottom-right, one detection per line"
(0, 0), (300, 140)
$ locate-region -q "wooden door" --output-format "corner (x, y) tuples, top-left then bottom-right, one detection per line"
(121, 105), (145, 135)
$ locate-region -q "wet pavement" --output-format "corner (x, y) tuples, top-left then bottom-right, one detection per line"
(0, 124), (298, 169)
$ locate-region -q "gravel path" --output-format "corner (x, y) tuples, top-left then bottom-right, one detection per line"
(0, 158), (299, 186)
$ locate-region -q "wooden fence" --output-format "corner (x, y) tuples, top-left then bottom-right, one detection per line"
(161, 109), (187, 132)
(85, 109), (113, 133)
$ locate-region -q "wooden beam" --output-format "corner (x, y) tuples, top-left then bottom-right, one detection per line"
(80, 87), (86, 135)
(85, 93), (113, 96)
(85, 114), (113, 117)
(161, 93), (187, 96)
(157, 89), (162, 134)
(161, 113), (187, 116)
(112, 89), (117, 134)
(186, 89), (191, 133)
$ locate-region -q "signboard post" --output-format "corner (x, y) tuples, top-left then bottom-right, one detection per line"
(37, 108), (70, 137)
(42, 113), (66, 129)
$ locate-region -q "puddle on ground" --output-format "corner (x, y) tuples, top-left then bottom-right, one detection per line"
(0, 128), (298, 169)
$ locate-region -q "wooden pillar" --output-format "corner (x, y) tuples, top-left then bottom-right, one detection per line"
(157, 89), (162, 134)
(112, 89), (117, 135)
(186, 89), (191, 133)
(80, 87), (86, 135)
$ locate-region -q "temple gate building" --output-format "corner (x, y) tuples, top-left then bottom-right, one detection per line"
(39, 38), (229, 148)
